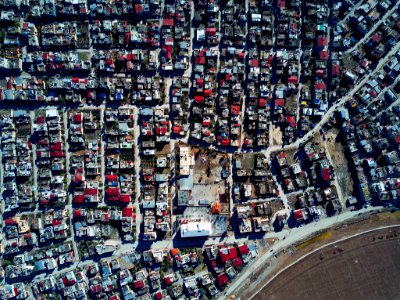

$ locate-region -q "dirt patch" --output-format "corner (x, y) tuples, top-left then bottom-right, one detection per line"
(295, 230), (333, 250)
(193, 149), (228, 185)
(286, 192), (303, 209)
(272, 125), (283, 146)
(284, 148), (298, 165)
(192, 183), (225, 204)
(156, 143), (171, 155)
(241, 153), (255, 170)
(233, 209), (400, 300)
(285, 93), (298, 115)
(341, 52), (358, 71)
(324, 130), (354, 199)
(254, 227), (400, 300)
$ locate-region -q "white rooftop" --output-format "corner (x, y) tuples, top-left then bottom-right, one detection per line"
(180, 219), (212, 238)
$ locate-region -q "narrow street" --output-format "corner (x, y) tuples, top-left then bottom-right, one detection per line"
(30, 110), (39, 212)
(219, 206), (391, 300)
(131, 106), (142, 241)
(262, 38), (400, 159)
(63, 110), (80, 262)
(337, 0), (364, 27)
(346, 2), (400, 54)
(0, 1), (399, 298)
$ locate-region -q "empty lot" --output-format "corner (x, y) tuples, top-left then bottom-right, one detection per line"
(254, 227), (400, 300)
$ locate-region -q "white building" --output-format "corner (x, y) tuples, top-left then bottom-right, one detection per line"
(196, 29), (205, 42)
(179, 146), (194, 176)
(180, 219), (212, 238)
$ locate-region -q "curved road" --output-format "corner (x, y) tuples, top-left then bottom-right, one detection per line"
(249, 224), (400, 300)
(218, 207), (392, 299)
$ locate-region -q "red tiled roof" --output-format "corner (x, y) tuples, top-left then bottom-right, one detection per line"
(319, 50), (329, 60)
(211, 260), (217, 268)
(217, 273), (229, 287)
(119, 194), (131, 203)
(134, 280), (145, 289)
(230, 105), (241, 115)
(195, 56), (206, 65)
(275, 99), (285, 107)
(332, 64), (340, 76)
(162, 45), (173, 59)
(163, 18), (174, 27)
(315, 82), (326, 90)
(155, 292), (163, 300)
(52, 219), (62, 226)
(228, 247), (238, 259)
(155, 127), (167, 135)
(124, 32), (131, 44)
(173, 125), (182, 134)
(322, 168), (332, 181)
(317, 37), (328, 47)
(221, 139), (230, 146)
(73, 113), (82, 123)
(50, 151), (65, 158)
(249, 59), (259, 67)
(85, 188), (98, 196)
(220, 249), (230, 262)
(73, 174), (83, 183)
(202, 120), (211, 126)
(238, 244), (249, 256)
(286, 116), (296, 127)
(73, 209), (83, 217)
(91, 284), (102, 294)
(4, 218), (17, 226)
(204, 90), (212, 97)
(294, 209), (304, 221)
(371, 34), (382, 43)
(108, 196), (119, 202)
(37, 116), (45, 124)
(73, 195), (84, 203)
(277, 0), (286, 7)
(232, 257), (243, 268)
(194, 95), (204, 103)
(164, 277), (172, 285)
(106, 188), (120, 196)
(206, 28), (217, 35)
(49, 142), (62, 151)
(288, 76), (298, 84)
(106, 174), (118, 182)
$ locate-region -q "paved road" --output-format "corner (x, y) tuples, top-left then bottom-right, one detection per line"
(30, 111), (39, 211)
(248, 223), (400, 300)
(219, 206), (390, 300)
(346, 2), (400, 54)
(337, 0), (364, 27)
(62, 110), (81, 262)
(262, 39), (400, 160)
(3, 2), (400, 293)
(132, 106), (142, 240)
(19, 0), (397, 256)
